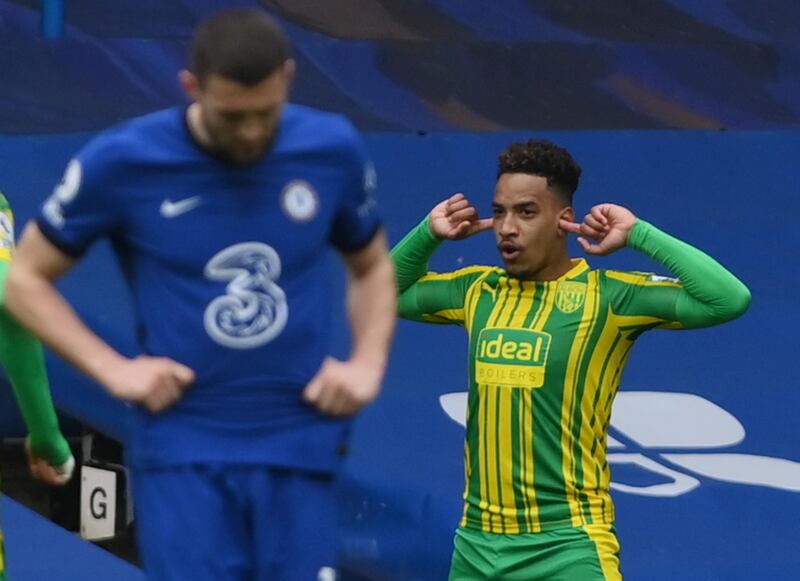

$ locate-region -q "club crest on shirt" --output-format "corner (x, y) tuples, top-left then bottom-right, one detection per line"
(555, 281), (586, 314)
(281, 180), (319, 223)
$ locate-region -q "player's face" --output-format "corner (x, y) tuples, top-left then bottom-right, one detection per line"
(492, 173), (574, 280)
(188, 63), (294, 164)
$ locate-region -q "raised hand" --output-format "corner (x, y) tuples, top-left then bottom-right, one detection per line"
(429, 193), (493, 241)
(303, 356), (383, 417)
(559, 203), (638, 256)
(101, 355), (195, 413)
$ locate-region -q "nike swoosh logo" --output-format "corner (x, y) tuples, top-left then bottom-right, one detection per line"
(160, 196), (202, 218)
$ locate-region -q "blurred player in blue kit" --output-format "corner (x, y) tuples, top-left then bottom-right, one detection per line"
(5, 9), (396, 580)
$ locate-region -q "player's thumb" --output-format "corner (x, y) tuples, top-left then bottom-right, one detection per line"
(577, 237), (606, 255)
(172, 363), (196, 388)
(303, 357), (334, 402)
(577, 237), (594, 253)
(303, 375), (324, 403)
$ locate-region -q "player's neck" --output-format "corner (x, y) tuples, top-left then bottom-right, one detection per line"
(534, 255), (575, 281)
(516, 251), (574, 282)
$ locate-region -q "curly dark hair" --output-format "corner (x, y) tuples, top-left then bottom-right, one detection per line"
(498, 140), (582, 203)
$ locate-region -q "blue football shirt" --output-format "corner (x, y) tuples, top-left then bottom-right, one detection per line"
(38, 104), (382, 471)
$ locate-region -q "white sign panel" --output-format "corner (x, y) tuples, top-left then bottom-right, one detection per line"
(80, 465), (117, 541)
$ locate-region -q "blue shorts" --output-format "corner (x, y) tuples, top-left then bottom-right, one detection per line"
(132, 464), (337, 581)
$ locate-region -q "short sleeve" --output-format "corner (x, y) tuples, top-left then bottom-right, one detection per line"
(604, 271), (685, 330)
(329, 123), (381, 253)
(37, 139), (123, 257)
(398, 267), (492, 326)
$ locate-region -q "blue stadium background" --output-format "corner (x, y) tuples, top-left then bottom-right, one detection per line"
(0, 1), (798, 579)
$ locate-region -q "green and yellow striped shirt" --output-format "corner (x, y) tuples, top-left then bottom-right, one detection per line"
(0, 193), (14, 262)
(393, 218), (750, 534)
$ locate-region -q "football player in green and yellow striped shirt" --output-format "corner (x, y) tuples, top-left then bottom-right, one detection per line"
(0, 193), (74, 581)
(391, 140), (751, 580)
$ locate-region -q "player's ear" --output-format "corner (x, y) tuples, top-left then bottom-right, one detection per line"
(179, 70), (201, 101)
(558, 206), (575, 237)
(282, 59), (296, 89)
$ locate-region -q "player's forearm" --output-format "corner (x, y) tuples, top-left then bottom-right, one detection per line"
(5, 263), (126, 389)
(347, 252), (397, 372)
(628, 220), (751, 327)
(390, 216), (442, 293)
(0, 265), (71, 465)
